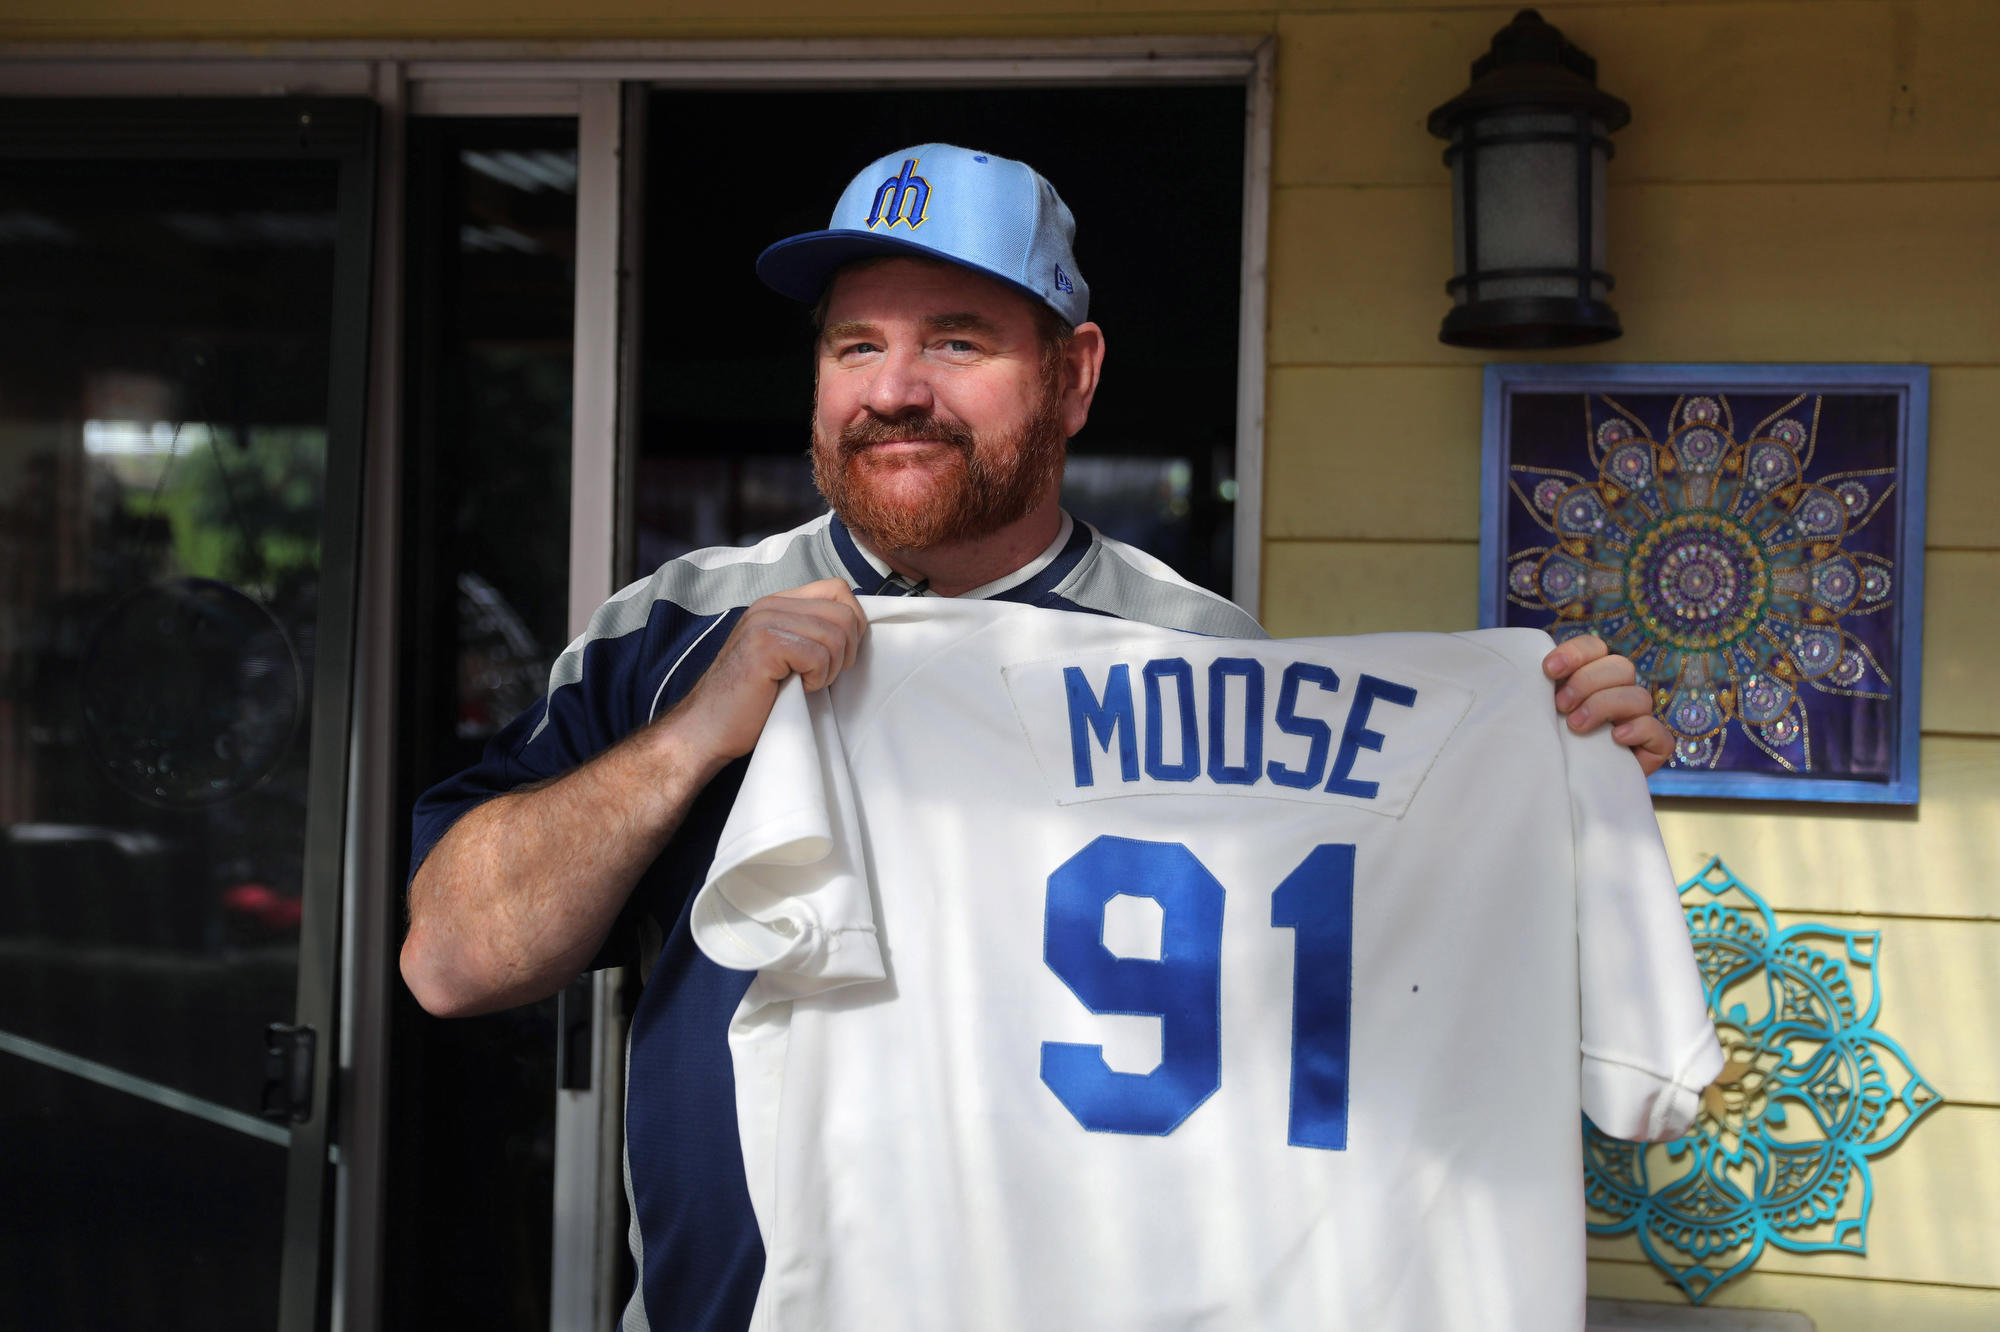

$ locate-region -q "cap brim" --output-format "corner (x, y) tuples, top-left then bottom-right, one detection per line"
(755, 229), (1056, 316)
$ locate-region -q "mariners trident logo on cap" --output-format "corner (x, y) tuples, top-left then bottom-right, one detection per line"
(756, 142), (1090, 326)
(866, 159), (930, 230)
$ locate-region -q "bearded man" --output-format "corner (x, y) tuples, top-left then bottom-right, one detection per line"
(401, 144), (1672, 1332)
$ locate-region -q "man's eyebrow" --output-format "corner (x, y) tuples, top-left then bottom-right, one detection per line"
(924, 311), (999, 334)
(820, 319), (878, 345)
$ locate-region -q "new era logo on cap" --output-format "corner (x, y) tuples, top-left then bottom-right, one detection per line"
(756, 142), (1091, 327)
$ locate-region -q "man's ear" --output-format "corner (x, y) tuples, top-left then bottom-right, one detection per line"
(1059, 322), (1106, 439)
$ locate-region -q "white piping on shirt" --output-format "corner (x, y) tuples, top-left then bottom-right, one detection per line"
(648, 613), (734, 724)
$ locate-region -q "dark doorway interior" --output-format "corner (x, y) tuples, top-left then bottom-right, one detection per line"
(381, 82), (1249, 1332)
(633, 84), (1247, 595)
(388, 116), (578, 1332)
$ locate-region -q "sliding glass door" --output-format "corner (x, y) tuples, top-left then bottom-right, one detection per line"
(0, 98), (372, 1332)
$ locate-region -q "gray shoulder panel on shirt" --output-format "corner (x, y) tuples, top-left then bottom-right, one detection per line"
(1057, 529), (1267, 639)
(539, 514), (847, 703)
(531, 513), (1260, 748)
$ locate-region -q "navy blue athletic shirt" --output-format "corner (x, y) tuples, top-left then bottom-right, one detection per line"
(410, 511), (1260, 1331)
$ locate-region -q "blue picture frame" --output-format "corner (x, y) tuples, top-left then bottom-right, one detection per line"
(1480, 364), (1928, 804)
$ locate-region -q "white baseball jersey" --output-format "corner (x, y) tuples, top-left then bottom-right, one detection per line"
(691, 598), (1722, 1332)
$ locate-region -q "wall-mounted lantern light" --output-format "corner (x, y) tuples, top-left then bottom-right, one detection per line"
(1427, 8), (1630, 349)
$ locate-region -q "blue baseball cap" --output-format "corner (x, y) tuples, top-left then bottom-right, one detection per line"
(756, 143), (1090, 326)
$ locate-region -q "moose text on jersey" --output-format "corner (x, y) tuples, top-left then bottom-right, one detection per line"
(1002, 642), (1475, 817)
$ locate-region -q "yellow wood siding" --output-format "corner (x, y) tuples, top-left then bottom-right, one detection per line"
(1264, 367), (1483, 541)
(0, 1), (1272, 41)
(4, 0), (1993, 1324)
(1657, 736), (2000, 919)
(1925, 552), (2000, 734)
(1930, 368), (2000, 548)
(1262, 539), (1474, 635)
(1262, 8), (1998, 1324)
(1586, 1260), (2000, 1332)
(1269, 180), (2000, 366)
(1267, 366), (2000, 548)
(1278, 2), (2000, 187)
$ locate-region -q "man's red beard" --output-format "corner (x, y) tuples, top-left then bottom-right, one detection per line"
(811, 385), (1067, 554)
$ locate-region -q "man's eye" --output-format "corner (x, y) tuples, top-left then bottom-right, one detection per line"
(840, 341), (880, 356)
(940, 339), (978, 354)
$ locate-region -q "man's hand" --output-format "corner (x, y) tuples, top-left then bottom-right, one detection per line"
(1542, 634), (1674, 776)
(668, 579), (868, 771)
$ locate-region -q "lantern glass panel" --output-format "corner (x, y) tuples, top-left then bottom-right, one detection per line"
(1467, 111), (1582, 302)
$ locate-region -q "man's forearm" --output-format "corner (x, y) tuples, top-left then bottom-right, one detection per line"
(401, 579), (869, 1018)
(400, 713), (724, 1017)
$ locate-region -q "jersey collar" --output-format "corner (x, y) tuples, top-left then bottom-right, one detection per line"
(827, 510), (1089, 600)
(828, 512), (894, 589)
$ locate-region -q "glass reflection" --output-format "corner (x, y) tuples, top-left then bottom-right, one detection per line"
(0, 152), (340, 1330)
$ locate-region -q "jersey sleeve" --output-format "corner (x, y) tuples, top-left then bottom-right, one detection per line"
(1563, 723), (1725, 1141)
(689, 677), (885, 1005)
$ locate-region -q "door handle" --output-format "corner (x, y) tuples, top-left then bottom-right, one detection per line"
(261, 1022), (316, 1123)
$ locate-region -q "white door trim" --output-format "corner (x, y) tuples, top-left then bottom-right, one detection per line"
(550, 78), (627, 1332)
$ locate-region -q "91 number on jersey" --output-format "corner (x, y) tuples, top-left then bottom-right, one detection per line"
(1040, 835), (1355, 1151)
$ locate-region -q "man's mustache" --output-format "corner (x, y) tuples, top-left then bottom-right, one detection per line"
(838, 414), (977, 456)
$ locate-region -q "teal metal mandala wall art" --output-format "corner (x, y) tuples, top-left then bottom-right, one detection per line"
(1581, 858), (1942, 1303)
(1479, 364), (1928, 802)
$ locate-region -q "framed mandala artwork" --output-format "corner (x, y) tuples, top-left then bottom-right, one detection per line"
(1480, 364), (1928, 803)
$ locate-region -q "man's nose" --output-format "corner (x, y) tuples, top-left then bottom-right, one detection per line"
(861, 345), (934, 417)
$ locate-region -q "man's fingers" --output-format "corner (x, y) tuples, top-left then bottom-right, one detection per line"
(1541, 633), (1607, 681)
(740, 608), (855, 691)
(783, 578), (868, 669)
(756, 581), (867, 674)
(772, 627), (838, 692)
(731, 575), (870, 691)
(1564, 682), (1655, 732)
(668, 588), (869, 765)
(1612, 715), (1675, 776)
(1544, 641), (1674, 775)
(1552, 653), (1638, 714)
